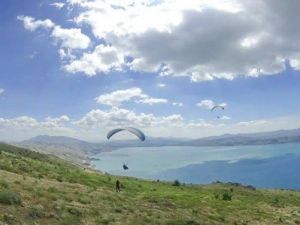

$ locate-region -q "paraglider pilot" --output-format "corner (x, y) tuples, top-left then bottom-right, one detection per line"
(116, 180), (121, 192)
(123, 163), (129, 170)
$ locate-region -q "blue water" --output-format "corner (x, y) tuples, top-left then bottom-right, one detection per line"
(92, 143), (300, 189)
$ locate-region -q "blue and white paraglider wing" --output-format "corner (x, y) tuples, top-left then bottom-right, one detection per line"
(107, 127), (146, 141)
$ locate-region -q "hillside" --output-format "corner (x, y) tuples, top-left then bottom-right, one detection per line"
(1, 143), (300, 224)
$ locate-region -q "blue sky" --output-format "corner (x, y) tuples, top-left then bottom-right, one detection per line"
(1, 0), (300, 141)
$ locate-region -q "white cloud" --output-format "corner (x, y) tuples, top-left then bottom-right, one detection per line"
(290, 57), (300, 70)
(17, 16), (54, 31)
(157, 83), (166, 88)
(75, 107), (154, 128)
(58, 48), (76, 60)
(28, 51), (38, 59)
(50, 2), (65, 9)
(0, 89), (4, 95)
(64, 44), (123, 75)
(95, 87), (143, 106)
(219, 116), (231, 120)
(75, 107), (196, 129)
(51, 26), (90, 49)
(136, 97), (168, 105)
(44, 115), (70, 128)
(237, 120), (269, 127)
(172, 102), (183, 107)
(57, 0), (300, 80)
(0, 115), (70, 130)
(0, 115), (73, 141)
(95, 87), (168, 106)
(18, 15), (90, 52)
(197, 100), (226, 110)
(18, 1), (300, 80)
(197, 100), (215, 110)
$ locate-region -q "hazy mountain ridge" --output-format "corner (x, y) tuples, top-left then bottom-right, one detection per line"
(18, 135), (108, 163)
(185, 133), (300, 146)
(16, 128), (300, 163)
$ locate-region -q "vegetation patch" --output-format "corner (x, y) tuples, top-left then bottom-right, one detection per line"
(0, 191), (21, 205)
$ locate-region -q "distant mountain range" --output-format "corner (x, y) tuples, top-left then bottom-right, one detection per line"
(184, 128), (300, 146)
(16, 128), (300, 163)
(18, 135), (106, 163)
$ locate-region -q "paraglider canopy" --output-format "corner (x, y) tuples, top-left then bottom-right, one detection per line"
(107, 127), (146, 141)
(210, 105), (225, 111)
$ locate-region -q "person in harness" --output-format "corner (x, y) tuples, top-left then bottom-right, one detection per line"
(116, 180), (121, 192)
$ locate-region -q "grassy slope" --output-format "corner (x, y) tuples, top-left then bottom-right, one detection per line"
(0, 143), (300, 225)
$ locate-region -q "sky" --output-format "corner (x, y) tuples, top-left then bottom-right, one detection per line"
(1, 0), (300, 141)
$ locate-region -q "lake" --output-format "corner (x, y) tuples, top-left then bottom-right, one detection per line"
(92, 143), (300, 189)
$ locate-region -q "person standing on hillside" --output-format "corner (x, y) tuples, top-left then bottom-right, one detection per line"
(116, 180), (121, 192)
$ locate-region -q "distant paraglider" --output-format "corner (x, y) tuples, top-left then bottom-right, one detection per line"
(210, 104), (226, 120)
(107, 127), (146, 141)
(210, 105), (225, 112)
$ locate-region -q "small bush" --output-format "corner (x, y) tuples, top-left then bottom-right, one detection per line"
(0, 191), (21, 205)
(14, 180), (21, 185)
(28, 205), (45, 219)
(0, 180), (9, 189)
(173, 180), (181, 186)
(47, 187), (58, 193)
(2, 214), (15, 223)
(166, 220), (200, 225)
(59, 216), (82, 225)
(68, 207), (82, 216)
(222, 192), (232, 201)
(114, 208), (122, 213)
(96, 218), (110, 225)
(272, 197), (280, 206)
(56, 176), (63, 182)
(78, 196), (91, 204)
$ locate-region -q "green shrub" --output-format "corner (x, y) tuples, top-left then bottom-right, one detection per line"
(114, 208), (122, 213)
(28, 205), (45, 219)
(59, 216), (82, 225)
(14, 180), (21, 185)
(0, 191), (21, 205)
(272, 197), (280, 206)
(222, 192), (232, 201)
(48, 187), (58, 193)
(166, 220), (201, 225)
(68, 207), (82, 216)
(56, 176), (63, 182)
(2, 213), (15, 223)
(0, 180), (9, 189)
(214, 193), (219, 199)
(78, 196), (91, 204)
(173, 180), (181, 186)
